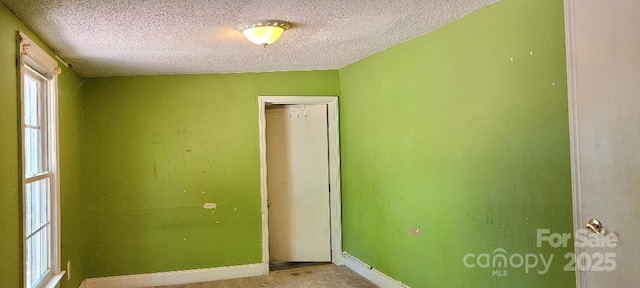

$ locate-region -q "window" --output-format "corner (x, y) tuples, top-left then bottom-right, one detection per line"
(19, 32), (64, 288)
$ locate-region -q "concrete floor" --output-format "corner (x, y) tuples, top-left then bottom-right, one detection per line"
(151, 264), (378, 288)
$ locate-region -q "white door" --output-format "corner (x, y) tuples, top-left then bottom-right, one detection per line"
(266, 104), (331, 262)
(566, 0), (640, 286)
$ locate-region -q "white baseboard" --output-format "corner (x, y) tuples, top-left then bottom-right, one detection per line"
(342, 253), (409, 288)
(84, 263), (263, 288)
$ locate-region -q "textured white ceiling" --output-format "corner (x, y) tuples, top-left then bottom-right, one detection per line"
(1, 0), (498, 77)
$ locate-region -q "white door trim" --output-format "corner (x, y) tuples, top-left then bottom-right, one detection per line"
(257, 96), (343, 274)
(563, 0), (585, 287)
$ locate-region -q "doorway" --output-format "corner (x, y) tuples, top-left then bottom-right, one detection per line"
(266, 104), (331, 267)
(258, 96), (342, 274)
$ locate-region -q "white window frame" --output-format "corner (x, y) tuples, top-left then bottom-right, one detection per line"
(19, 32), (65, 288)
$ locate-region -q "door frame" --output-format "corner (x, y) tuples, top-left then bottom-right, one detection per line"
(257, 96), (343, 274)
(560, 0), (618, 285)
(564, 0), (586, 287)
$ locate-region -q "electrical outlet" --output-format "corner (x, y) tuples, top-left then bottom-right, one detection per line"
(67, 261), (71, 281)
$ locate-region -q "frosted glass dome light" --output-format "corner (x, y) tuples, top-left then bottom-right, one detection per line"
(235, 20), (292, 47)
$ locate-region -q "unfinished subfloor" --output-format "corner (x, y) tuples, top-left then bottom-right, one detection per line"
(150, 264), (378, 288)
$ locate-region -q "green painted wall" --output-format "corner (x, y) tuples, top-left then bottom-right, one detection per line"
(339, 0), (574, 287)
(82, 72), (340, 277)
(0, 3), (86, 288)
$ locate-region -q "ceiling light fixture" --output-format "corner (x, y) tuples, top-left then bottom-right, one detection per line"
(235, 20), (292, 47)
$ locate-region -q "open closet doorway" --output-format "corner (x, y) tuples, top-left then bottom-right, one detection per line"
(258, 96), (342, 274)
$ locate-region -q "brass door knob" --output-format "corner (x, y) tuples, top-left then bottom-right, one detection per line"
(586, 218), (605, 235)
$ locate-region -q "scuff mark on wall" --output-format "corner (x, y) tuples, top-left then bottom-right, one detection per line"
(151, 132), (172, 185)
(203, 203), (217, 210)
(408, 226), (420, 236)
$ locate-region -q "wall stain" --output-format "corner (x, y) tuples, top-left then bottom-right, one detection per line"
(153, 158), (157, 180)
(151, 132), (172, 186)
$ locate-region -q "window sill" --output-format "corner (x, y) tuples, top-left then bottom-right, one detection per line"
(41, 271), (65, 288)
